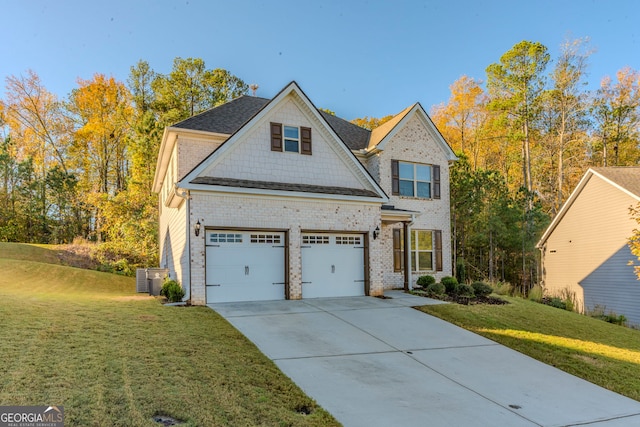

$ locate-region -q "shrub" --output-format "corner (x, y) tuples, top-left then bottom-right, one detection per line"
(416, 275), (436, 288)
(425, 282), (445, 296)
(456, 283), (475, 297)
(161, 279), (185, 303)
(560, 287), (576, 312)
(528, 284), (544, 303)
(491, 281), (512, 296)
(546, 297), (566, 310)
(589, 306), (628, 326)
(471, 281), (492, 297)
(440, 276), (458, 295)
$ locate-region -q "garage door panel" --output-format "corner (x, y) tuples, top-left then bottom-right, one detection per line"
(301, 233), (365, 298)
(206, 230), (285, 303)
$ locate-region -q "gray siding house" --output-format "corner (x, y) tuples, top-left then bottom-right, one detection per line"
(537, 167), (640, 326)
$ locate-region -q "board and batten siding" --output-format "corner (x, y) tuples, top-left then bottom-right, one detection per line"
(542, 174), (640, 324)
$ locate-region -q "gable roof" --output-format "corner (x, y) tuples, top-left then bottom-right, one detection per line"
(177, 81), (388, 202)
(366, 103), (457, 161)
(537, 166), (640, 247)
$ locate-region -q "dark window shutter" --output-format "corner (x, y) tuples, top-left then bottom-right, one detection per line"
(270, 122), (283, 152)
(391, 160), (399, 195)
(301, 127), (312, 155)
(434, 230), (443, 271)
(433, 165), (441, 199)
(393, 228), (403, 272)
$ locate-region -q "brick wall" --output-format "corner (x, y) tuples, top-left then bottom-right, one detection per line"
(188, 192), (383, 305)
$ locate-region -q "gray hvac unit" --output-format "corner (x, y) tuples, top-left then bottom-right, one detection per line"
(136, 268), (168, 295)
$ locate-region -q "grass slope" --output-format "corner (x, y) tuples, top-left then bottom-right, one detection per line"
(419, 297), (640, 401)
(0, 243), (338, 426)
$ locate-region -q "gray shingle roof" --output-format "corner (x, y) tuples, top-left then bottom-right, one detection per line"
(190, 176), (381, 198)
(172, 96), (270, 134)
(592, 167), (640, 198)
(170, 95), (371, 149)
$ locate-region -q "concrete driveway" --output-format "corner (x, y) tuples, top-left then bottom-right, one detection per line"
(209, 291), (640, 427)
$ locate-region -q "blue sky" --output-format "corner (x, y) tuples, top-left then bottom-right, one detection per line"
(2, 0), (639, 120)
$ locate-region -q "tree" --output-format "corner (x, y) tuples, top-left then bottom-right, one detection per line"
(151, 57), (248, 126)
(591, 67), (640, 166)
(539, 38), (591, 214)
(68, 74), (133, 242)
(486, 41), (550, 194)
(350, 115), (394, 130)
(431, 76), (491, 169)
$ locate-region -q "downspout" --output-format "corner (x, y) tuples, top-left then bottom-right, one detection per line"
(175, 186), (191, 302)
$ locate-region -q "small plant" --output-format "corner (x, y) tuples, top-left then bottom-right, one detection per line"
(440, 276), (458, 295)
(528, 284), (544, 303)
(492, 281), (512, 296)
(160, 279), (185, 302)
(471, 281), (492, 297)
(545, 297), (567, 310)
(416, 275), (436, 288)
(425, 282), (445, 296)
(560, 287), (576, 312)
(456, 283), (475, 297)
(589, 305), (628, 326)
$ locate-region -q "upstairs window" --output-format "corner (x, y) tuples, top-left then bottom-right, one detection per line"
(271, 122), (312, 155)
(284, 126), (299, 152)
(392, 160), (440, 199)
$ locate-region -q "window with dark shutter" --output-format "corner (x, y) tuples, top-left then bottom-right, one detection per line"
(270, 122), (283, 152)
(435, 230), (443, 271)
(433, 165), (441, 199)
(391, 160), (399, 195)
(300, 127), (312, 155)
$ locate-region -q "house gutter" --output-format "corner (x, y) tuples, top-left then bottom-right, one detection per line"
(175, 185), (191, 303)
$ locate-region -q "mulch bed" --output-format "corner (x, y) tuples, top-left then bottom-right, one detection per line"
(412, 290), (509, 306)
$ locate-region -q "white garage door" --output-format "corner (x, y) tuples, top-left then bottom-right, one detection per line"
(301, 233), (366, 298)
(206, 230), (285, 303)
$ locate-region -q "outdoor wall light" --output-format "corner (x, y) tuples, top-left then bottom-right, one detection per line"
(194, 219), (201, 237)
(373, 226), (380, 240)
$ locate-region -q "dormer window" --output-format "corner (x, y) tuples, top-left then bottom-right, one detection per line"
(271, 122), (312, 155)
(284, 126), (299, 152)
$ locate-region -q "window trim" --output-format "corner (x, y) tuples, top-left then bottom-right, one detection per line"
(391, 160), (440, 200)
(393, 228), (443, 272)
(283, 125), (300, 153)
(270, 122), (312, 155)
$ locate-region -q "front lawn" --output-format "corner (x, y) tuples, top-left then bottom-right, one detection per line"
(418, 297), (640, 401)
(0, 244), (338, 426)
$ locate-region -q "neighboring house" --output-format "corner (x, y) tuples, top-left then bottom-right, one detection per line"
(537, 167), (640, 326)
(152, 81), (457, 305)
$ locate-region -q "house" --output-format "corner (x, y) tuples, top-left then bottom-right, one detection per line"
(537, 167), (640, 326)
(152, 81), (457, 305)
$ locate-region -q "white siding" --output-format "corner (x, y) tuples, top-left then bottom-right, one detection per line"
(158, 196), (189, 298)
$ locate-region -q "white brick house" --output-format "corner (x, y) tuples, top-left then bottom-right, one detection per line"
(152, 82), (457, 305)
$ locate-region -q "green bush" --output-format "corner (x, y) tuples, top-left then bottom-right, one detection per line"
(440, 276), (458, 295)
(416, 275), (436, 288)
(545, 297), (566, 310)
(160, 279), (185, 302)
(471, 281), (492, 297)
(589, 306), (628, 326)
(456, 283), (475, 297)
(425, 282), (445, 296)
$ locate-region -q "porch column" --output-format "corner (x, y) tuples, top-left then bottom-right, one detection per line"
(403, 221), (411, 292)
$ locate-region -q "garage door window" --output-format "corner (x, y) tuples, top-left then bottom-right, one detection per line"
(303, 235), (330, 244)
(209, 233), (242, 243)
(250, 234), (281, 244)
(336, 236), (362, 245)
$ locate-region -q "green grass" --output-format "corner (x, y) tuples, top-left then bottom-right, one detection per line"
(0, 243), (338, 426)
(418, 297), (640, 401)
